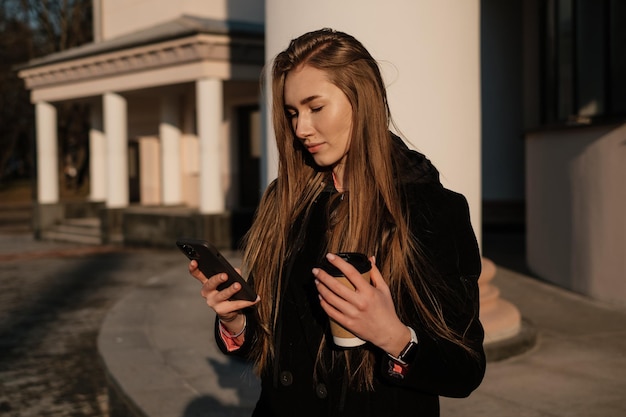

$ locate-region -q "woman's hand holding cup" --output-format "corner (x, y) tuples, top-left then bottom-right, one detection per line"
(314, 253), (411, 356)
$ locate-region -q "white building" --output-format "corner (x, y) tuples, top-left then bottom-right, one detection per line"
(19, 1), (265, 248)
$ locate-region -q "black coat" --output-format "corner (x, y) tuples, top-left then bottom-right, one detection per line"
(215, 136), (486, 416)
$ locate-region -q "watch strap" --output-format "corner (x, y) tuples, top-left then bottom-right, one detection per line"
(387, 326), (418, 366)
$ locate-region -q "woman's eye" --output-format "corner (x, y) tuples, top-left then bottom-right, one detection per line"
(286, 111), (297, 119)
(311, 107), (323, 113)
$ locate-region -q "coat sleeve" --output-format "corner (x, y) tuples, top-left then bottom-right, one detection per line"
(213, 273), (259, 359)
(213, 309), (257, 359)
(380, 184), (486, 398)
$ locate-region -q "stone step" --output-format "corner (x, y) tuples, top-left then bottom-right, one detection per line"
(0, 203), (33, 219)
(0, 203), (33, 233)
(0, 213), (32, 226)
(42, 217), (103, 245)
(61, 217), (101, 229)
(53, 224), (101, 236)
(42, 230), (103, 245)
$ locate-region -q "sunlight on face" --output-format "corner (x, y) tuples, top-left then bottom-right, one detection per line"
(284, 65), (353, 182)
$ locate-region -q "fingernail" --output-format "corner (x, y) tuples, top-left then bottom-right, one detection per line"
(312, 268), (319, 276)
(314, 279), (320, 286)
(326, 253), (336, 261)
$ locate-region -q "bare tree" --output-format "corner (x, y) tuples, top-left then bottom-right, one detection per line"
(0, 0), (92, 184)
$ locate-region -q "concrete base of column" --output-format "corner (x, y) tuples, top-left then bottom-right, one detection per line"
(480, 257), (536, 361)
(480, 257), (522, 342)
(100, 208), (125, 245)
(33, 203), (64, 239)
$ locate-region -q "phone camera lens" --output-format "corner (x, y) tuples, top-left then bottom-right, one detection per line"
(182, 245), (196, 258)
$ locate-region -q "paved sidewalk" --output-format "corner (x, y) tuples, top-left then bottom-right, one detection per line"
(0, 234), (120, 262)
(98, 248), (626, 417)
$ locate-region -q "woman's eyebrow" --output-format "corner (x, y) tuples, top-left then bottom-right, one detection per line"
(300, 95), (321, 105)
(285, 95), (322, 108)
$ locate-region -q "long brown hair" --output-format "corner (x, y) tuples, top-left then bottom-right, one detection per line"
(242, 28), (473, 389)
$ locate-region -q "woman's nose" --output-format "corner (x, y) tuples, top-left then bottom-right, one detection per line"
(294, 114), (313, 139)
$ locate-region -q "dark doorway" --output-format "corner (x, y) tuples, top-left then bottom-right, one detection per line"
(128, 141), (140, 203)
(232, 105), (261, 248)
(237, 105), (261, 209)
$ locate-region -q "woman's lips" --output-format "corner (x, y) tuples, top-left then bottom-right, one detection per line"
(306, 143), (324, 153)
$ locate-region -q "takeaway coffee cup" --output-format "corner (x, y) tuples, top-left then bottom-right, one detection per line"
(319, 252), (372, 348)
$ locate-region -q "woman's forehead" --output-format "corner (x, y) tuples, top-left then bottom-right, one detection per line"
(284, 66), (336, 104)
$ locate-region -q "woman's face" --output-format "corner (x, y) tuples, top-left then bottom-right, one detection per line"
(284, 65), (353, 172)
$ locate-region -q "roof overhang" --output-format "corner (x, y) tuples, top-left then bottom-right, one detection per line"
(18, 16), (265, 103)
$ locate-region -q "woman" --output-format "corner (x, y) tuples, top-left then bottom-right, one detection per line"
(190, 28), (485, 416)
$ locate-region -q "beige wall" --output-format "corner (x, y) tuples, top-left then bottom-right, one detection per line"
(138, 136), (161, 205)
(526, 123), (626, 304)
(99, 0), (265, 40)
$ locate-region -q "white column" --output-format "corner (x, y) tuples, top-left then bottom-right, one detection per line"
(266, 0), (481, 239)
(196, 78), (224, 214)
(160, 95), (182, 205)
(35, 101), (59, 204)
(89, 101), (107, 202)
(103, 92), (129, 208)
(266, 0), (521, 345)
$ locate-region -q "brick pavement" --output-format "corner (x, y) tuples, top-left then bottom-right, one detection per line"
(0, 234), (182, 417)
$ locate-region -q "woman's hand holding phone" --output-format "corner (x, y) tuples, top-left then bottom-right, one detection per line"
(188, 260), (260, 334)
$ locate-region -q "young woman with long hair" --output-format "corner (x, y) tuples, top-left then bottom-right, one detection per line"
(189, 28), (485, 416)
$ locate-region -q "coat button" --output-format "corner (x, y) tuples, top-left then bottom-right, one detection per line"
(279, 371), (293, 386)
(315, 383), (328, 399)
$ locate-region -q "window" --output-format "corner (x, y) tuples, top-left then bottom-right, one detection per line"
(541, 0), (626, 124)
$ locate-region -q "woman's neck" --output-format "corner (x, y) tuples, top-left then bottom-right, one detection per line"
(332, 169), (345, 192)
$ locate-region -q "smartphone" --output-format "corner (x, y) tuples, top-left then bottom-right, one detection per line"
(175, 238), (257, 302)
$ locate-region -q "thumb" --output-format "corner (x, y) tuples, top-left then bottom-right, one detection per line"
(368, 256), (388, 290)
